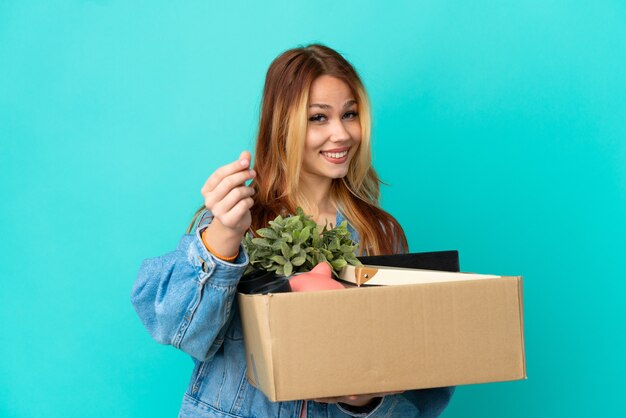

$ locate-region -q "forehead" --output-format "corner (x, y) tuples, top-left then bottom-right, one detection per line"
(309, 75), (354, 103)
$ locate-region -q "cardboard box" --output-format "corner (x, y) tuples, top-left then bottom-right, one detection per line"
(238, 270), (526, 402)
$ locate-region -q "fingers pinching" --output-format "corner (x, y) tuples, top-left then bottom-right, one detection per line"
(200, 151), (256, 232)
(201, 151), (253, 195)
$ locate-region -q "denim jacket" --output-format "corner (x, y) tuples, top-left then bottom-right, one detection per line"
(131, 211), (454, 417)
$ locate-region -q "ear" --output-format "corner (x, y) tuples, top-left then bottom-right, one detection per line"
(310, 262), (332, 276)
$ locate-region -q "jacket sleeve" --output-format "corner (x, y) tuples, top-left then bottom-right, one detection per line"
(130, 212), (248, 362)
(401, 386), (456, 418)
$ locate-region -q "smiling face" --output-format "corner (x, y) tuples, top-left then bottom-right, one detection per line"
(301, 75), (361, 185)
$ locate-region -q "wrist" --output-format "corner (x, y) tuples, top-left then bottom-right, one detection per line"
(202, 229), (239, 261)
(210, 217), (247, 238)
(202, 221), (244, 259)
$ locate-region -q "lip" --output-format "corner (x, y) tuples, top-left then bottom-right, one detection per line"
(320, 147), (350, 153)
(320, 147), (350, 164)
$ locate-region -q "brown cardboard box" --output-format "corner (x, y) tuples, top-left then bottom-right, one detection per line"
(238, 270), (526, 402)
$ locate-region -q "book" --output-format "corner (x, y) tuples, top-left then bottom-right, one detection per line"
(357, 250), (460, 273)
(339, 264), (500, 286)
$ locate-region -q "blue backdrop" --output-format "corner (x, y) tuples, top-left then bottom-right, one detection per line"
(1, 1), (625, 417)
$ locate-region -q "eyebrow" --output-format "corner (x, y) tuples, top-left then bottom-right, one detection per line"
(309, 99), (357, 110)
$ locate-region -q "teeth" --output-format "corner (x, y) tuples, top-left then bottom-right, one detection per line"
(322, 150), (348, 159)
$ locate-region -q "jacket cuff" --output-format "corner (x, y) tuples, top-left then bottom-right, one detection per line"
(336, 397), (384, 417)
(189, 226), (249, 287)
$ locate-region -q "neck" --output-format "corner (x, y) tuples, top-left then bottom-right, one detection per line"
(298, 174), (335, 218)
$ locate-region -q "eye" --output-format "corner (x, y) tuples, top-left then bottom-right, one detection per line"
(308, 114), (327, 122)
(343, 111), (359, 120)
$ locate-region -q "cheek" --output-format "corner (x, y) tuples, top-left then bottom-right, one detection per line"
(349, 123), (362, 144)
(305, 129), (325, 151)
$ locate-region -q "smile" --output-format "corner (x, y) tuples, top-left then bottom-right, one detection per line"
(320, 148), (350, 164)
(321, 150), (348, 159)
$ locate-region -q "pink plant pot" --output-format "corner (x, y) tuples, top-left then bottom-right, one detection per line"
(288, 262), (345, 292)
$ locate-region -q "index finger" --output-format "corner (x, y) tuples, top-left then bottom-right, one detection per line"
(202, 151), (252, 193)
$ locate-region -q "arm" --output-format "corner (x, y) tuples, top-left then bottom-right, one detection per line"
(131, 219), (248, 362)
(131, 150), (256, 361)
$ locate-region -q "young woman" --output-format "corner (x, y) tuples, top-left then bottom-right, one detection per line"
(131, 44), (454, 418)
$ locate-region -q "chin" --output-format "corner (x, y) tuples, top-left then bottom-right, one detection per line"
(326, 169), (350, 180)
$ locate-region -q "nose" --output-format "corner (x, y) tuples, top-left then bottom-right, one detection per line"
(329, 119), (351, 142)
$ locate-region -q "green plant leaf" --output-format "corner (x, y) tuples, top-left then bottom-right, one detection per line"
(257, 248), (272, 256)
(312, 231), (320, 247)
(340, 245), (354, 253)
(331, 258), (347, 270)
(284, 261), (293, 276)
(256, 228), (278, 239)
(270, 255), (287, 265)
(268, 220), (282, 229)
(291, 256), (306, 266)
(299, 226), (310, 243)
(271, 239), (285, 250)
(251, 238), (271, 247)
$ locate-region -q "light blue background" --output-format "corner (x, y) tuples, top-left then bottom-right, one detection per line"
(1, 1), (624, 417)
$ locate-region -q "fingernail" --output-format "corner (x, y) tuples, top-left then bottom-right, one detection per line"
(240, 159), (249, 167)
(249, 170), (256, 177)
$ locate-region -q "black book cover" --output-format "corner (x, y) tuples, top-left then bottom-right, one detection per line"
(357, 250), (460, 273)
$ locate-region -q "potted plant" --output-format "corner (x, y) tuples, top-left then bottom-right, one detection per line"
(239, 207), (362, 293)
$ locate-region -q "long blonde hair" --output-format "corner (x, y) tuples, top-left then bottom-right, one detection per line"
(190, 44), (407, 255)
